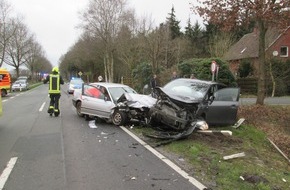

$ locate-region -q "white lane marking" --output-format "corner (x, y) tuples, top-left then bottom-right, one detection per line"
(0, 157), (18, 190)
(39, 102), (46, 112)
(120, 126), (207, 190)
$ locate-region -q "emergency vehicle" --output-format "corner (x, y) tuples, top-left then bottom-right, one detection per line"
(0, 68), (12, 97)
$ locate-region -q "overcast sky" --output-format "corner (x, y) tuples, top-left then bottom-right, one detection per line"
(6, 0), (200, 68)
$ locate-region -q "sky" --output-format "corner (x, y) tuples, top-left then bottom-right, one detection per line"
(5, 0), (200, 69)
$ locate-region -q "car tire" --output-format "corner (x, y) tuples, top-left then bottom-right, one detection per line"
(1, 89), (7, 97)
(76, 101), (83, 117)
(112, 110), (128, 126)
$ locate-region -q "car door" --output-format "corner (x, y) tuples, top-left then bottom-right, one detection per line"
(205, 87), (240, 126)
(81, 84), (115, 118)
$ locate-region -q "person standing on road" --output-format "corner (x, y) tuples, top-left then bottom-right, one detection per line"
(43, 67), (64, 116)
(171, 71), (179, 81)
(150, 74), (158, 98)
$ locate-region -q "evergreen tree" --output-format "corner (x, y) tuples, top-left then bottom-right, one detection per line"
(166, 6), (182, 39)
(184, 18), (193, 38)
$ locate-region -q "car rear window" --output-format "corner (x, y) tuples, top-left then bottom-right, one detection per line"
(70, 79), (84, 84)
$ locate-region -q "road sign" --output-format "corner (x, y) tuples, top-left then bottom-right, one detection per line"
(78, 71), (83, 76)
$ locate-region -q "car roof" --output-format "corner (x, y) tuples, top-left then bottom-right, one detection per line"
(173, 78), (220, 84)
(70, 77), (83, 81)
(89, 82), (130, 88)
(167, 78), (227, 87)
(15, 79), (27, 82)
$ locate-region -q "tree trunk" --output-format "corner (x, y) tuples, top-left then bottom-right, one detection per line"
(104, 53), (108, 82)
(16, 67), (20, 78)
(109, 51), (114, 82)
(269, 61), (275, 97)
(256, 20), (266, 105)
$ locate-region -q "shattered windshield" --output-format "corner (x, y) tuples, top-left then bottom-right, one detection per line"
(163, 79), (210, 99)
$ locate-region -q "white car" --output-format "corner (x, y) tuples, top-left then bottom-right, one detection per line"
(12, 80), (29, 91)
(68, 78), (84, 94)
(72, 82), (156, 126)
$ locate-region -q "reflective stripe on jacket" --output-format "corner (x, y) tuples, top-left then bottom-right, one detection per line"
(49, 74), (60, 94)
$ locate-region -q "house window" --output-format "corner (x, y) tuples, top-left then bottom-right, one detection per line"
(280, 46), (288, 57)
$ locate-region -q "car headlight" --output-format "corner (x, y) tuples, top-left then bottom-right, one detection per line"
(192, 120), (209, 130)
(117, 102), (125, 107)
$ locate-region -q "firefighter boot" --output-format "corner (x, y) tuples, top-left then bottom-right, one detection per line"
(48, 106), (54, 116)
(54, 109), (60, 117)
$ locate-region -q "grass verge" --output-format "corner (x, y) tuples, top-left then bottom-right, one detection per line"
(130, 124), (290, 190)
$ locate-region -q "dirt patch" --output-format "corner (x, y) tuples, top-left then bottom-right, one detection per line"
(136, 105), (290, 189)
(238, 105), (290, 157)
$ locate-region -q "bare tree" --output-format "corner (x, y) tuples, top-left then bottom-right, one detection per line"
(81, 0), (131, 82)
(142, 26), (167, 73)
(25, 40), (47, 80)
(59, 32), (105, 82)
(115, 9), (149, 73)
(4, 17), (33, 77)
(0, 0), (15, 67)
(193, 0), (290, 105)
(209, 31), (235, 57)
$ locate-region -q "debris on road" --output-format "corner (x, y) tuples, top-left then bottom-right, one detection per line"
(88, 120), (97, 128)
(232, 118), (245, 129)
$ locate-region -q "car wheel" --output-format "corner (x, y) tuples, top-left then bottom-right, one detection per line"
(112, 110), (128, 126)
(1, 89), (7, 97)
(76, 101), (83, 117)
(84, 114), (91, 121)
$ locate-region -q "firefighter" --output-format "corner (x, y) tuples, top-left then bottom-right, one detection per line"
(43, 67), (64, 116)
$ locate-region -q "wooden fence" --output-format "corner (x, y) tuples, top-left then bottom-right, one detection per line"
(237, 77), (257, 94)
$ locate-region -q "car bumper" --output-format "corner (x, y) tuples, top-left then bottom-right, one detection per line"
(68, 89), (74, 94)
(72, 99), (77, 107)
(12, 87), (27, 91)
(68, 87), (81, 94)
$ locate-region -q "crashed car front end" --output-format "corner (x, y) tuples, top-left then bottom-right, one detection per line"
(148, 87), (209, 139)
(113, 93), (157, 126)
(114, 87), (209, 139)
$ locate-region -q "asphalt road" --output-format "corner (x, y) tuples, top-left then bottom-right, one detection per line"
(239, 96), (290, 105)
(0, 84), (203, 190)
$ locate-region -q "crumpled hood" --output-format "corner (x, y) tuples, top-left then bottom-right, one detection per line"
(117, 93), (157, 108)
(156, 87), (203, 104)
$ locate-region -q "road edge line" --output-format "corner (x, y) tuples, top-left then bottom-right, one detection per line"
(0, 157), (18, 190)
(39, 102), (46, 112)
(120, 126), (207, 190)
